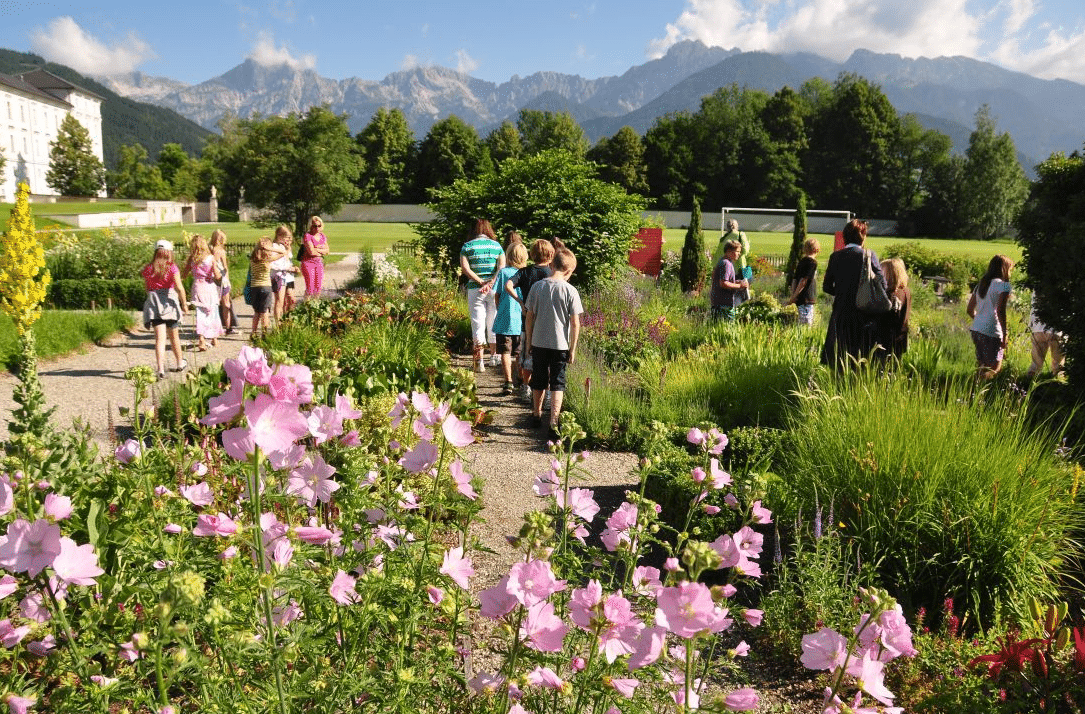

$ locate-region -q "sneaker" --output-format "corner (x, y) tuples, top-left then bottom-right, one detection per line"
(490, 354), (501, 367)
(520, 384), (532, 402)
(502, 382), (514, 394)
(174, 359), (188, 373)
(156, 370), (166, 380)
(530, 414), (543, 429)
(473, 358), (485, 373)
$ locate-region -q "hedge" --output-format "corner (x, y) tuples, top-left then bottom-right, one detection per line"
(48, 279), (146, 310)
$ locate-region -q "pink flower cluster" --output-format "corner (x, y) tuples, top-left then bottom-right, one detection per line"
(801, 590), (917, 713)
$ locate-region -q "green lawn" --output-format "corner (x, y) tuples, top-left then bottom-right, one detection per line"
(0, 310), (135, 370)
(662, 228), (1022, 262)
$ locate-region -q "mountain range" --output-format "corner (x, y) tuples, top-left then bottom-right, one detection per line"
(97, 41), (1085, 170)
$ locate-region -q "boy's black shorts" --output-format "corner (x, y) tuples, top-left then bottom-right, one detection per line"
(529, 346), (569, 392)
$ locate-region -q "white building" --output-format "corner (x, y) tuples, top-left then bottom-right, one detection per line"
(0, 69), (104, 202)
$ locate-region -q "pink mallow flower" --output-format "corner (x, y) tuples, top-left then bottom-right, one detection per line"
(399, 441), (439, 474)
(306, 405), (344, 444)
(225, 393), (310, 461)
(449, 459), (477, 500)
(114, 439), (141, 464)
(440, 547), (474, 590)
(4, 693), (36, 714)
(294, 525), (335, 545)
(441, 412), (474, 447)
(286, 454), (340, 507)
(224, 346), (273, 386)
(800, 628), (849, 671)
(709, 458), (732, 489)
(527, 666), (566, 690)
(192, 513), (238, 538)
(328, 570), (359, 605)
(51, 538), (104, 586)
(751, 500), (772, 524)
(479, 575), (518, 619)
(555, 488), (600, 522)
(201, 378), (244, 426)
(0, 619), (31, 648)
(506, 559), (567, 607)
(267, 363), (314, 405)
(0, 575), (17, 599)
(181, 482), (214, 507)
(521, 601), (569, 652)
(43, 493), (73, 521)
(608, 677), (639, 698)
(0, 519), (62, 577)
(724, 687), (759, 711)
(654, 581), (732, 639)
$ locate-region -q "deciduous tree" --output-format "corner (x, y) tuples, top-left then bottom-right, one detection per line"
(587, 126), (649, 195)
(484, 120), (522, 167)
(355, 108), (416, 204)
(416, 149), (645, 287)
(108, 143), (171, 200)
(45, 114), (105, 197)
(415, 115), (489, 198)
(517, 110), (589, 158)
(960, 106), (1029, 240)
(1015, 151), (1085, 386)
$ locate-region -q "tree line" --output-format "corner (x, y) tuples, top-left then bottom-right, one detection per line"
(45, 72), (1031, 240)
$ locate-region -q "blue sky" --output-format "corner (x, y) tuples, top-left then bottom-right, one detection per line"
(2, 0), (1084, 85)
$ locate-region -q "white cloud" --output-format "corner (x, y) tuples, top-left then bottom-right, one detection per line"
(649, 0), (1085, 83)
(29, 16), (155, 76)
(247, 32), (316, 71)
(454, 49), (479, 74)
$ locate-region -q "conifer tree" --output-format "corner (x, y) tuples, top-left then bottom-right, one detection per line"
(785, 192), (808, 289)
(679, 199), (707, 293)
(46, 115), (105, 197)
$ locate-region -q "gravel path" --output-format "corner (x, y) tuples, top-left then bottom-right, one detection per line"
(0, 252), (362, 445)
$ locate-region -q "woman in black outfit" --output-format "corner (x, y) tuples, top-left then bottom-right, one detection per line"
(819, 219), (886, 367)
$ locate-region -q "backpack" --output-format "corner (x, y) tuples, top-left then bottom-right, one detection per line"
(297, 241), (307, 261)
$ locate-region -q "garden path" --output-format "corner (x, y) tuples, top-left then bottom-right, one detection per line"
(0, 252), (362, 445)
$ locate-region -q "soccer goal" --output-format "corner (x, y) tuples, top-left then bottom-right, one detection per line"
(721, 207), (852, 235)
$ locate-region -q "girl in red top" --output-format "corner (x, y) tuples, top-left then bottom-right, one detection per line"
(141, 240), (189, 378)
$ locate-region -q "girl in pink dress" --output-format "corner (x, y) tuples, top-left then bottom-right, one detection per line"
(182, 234), (224, 350)
(299, 215), (329, 297)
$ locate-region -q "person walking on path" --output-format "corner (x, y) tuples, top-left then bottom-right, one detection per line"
(140, 239), (189, 379)
(492, 239), (527, 394)
(209, 229), (237, 335)
(506, 239), (555, 400)
(271, 225), (300, 325)
(182, 234), (223, 351)
(299, 216), (329, 298)
(524, 242), (583, 442)
(460, 219), (505, 372)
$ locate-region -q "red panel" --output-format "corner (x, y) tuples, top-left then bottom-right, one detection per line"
(628, 227), (663, 277)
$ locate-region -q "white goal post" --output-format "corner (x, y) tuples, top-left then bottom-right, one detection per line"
(721, 207), (852, 235)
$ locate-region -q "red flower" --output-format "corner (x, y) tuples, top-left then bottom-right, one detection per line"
(969, 633), (1048, 679)
(1072, 627), (1085, 674)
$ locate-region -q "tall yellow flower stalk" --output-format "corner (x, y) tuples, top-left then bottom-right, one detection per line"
(0, 182), (51, 334)
(1, 181), (54, 442)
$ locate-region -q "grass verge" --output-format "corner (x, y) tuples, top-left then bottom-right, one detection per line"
(0, 310), (135, 370)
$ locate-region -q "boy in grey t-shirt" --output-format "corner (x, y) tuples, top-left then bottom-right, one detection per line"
(524, 244), (583, 440)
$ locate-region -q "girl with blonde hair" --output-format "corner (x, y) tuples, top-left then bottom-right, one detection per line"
(876, 257), (911, 359)
(182, 234), (223, 351)
(249, 237), (287, 339)
(299, 215), (330, 297)
(208, 229), (237, 335)
(271, 225), (300, 323)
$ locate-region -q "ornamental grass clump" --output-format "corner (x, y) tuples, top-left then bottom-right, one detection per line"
(779, 371), (1082, 630)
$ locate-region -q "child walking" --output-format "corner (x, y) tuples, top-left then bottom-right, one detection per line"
(524, 242), (583, 442)
(506, 238), (555, 400)
(492, 240), (528, 394)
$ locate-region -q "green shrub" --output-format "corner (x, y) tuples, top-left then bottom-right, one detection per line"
(882, 242), (986, 301)
(44, 227), (156, 280)
(48, 278), (146, 309)
(777, 371), (1081, 629)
